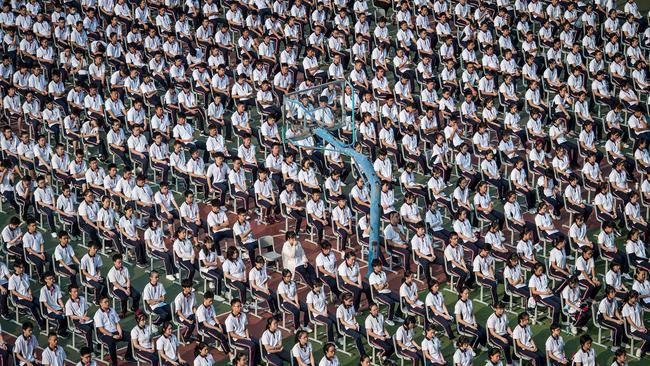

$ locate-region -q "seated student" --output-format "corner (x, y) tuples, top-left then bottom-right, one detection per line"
(512, 312), (545, 366)
(455, 286), (487, 350)
(260, 317), (291, 366)
(626, 228), (650, 272)
(131, 314), (158, 366)
(157, 322), (188, 366)
(384, 211), (412, 271)
(254, 168), (277, 223)
(597, 285), (629, 350)
(179, 190), (206, 241)
(331, 196), (354, 249)
(365, 302), (395, 363)
(425, 200), (451, 243)
(39, 272), (69, 337)
(307, 278), (339, 344)
(118, 204), (148, 267)
(548, 238), (572, 293)
(280, 179), (306, 235)
(444, 232), (475, 293)
(9, 261), (46, 329)
(232, 208), (258, 265)
(452, 208), (482, 259)
(487, 302), (514, 365)
(368, 257), (404, 325)
(336, 292), (367, 357)
(400, 270), (426, 318)
(545, 323), (569, 366)
(171, 226), (197, 283)
(282, 231), (317, 287)
(473, 244), (500, 306)
(142, 271), (171, 325)
(633, 269), (650, 311)
(107, 254), (141, 317)
(223, 246), (249, 309)
(1, 216), (23, 258)
(278, 269), (311, 332)
(598, 222), (629, 274)
(64, 284), (94, 352)
(338, 251), (372, 310)
(528, 263), (561, 324)
(93, 296), (136, 366)
(562, 276), (591, 335)
(425, 280), (454, 339)
(516, 228), (539, 271)
(395, 316), (424, 365)
(605, 261), (628, 299)
(575, 247), (602, 301)
(622, 291), (650, 359)
(23, 217), (51, 281)
(172, 280), (197, 343)
(249, 255), (279, 315)
(452, 336), (476, 366)
(315, 241), (342, 298)
(53, 231), (80, 287)
(144, 218), (178, 280)
(411, 222), (436, 283)
(208, 205), (234, 255)
(195, 291), (233, 360)
(573, 335), (598, 366)
(14, 322), (40, 366)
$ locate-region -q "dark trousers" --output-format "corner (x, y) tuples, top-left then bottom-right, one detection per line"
(517, 347), (545, 366)
(295, 264), (317, 287)
(229, 280), (248, 302)
(26, 252), (52, 280)
(253, 289), (279, 313)
(369, 336), (395, 359)
(314, 313), (337, 342)
(536, 295), (561, 324)
(342, 326), (367, 356)
(151, 250), (178, 275)
(178, 259), (197, 282)
(124, 238), (147, 265)
(458, 323), (487, 348)
(448, 265), (475, 293)
(578, 279), (601, 301)
(73, 320), (95, 351)
(281, 300), (310, 328)
(265, 350), (291, 366)
(598, 315), (627, 347)
(232, 337), (260, 366)
(320, 274), (342, 297)
(152, 303), (172, 324)
(87, 278), (107, 303)
(177, 314), (196, 341)
(396, 346), (423, 366)
(387, 245), (412, 272)
(136, 350), (159, 366)
(341, 281), (373, 310)
(289, 210), (305, 233)
(43, 307), (68, 335)
(417, 257), (435, 284)
(114, 286), (141, 313)
(55, 263), (78, 287)
(375, 291), (400, 320)
(98, 331), (134, 366)
(15, 297), (45, 327)
(200, 325), (231, 354)
(489, 334), (513, 364)
(210, 230), (233, 256)
(427, 311), (454, 339)
(203, 269), (225, 296)
(478, 276), (499, 305)
(37, 205), (57, 232)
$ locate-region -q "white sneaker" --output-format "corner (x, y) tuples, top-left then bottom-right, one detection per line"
(570, 325), (578, 335)
(208, 282), (216, 290)
(534, 244), (543, 252)
(165, 275), (176, 281)
(51, 232), (57, 238)
(611, 346), (619, 352)
(622, 273), (632, 280)
(394, 316), (404, 322)
(214, 294), (226, 302)
(242, 304), (250, 313)
(636, 349), (642, 358)
(385, 319), (395, 326)
(302, 326), (313, 333)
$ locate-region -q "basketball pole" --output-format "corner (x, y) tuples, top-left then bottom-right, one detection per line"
(311, 127), (381, 277)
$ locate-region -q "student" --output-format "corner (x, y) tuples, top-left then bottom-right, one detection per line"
(512, 312), (545, 366)
(196, 291), (233, 360)
(278, 269), (311, 332)
(597, 286), (628, 350)
(39, 272), (69, 337)
(545, 323), (569, 366)
(261, 317), (291, 366)
(93, 296), (136, 366)
(487, 302), (513, 365)
(131, 314), (158, 366)
(14, 322), (40, 366)
(225, 298), (260, 366)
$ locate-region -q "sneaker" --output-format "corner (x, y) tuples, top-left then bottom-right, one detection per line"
(480, 346), (489, 352)
(393, 316), (404, 322)
(611, 347), (619, 352)
(622, 273), (632, 280)
(214, 294), (226, 302)
(385, 319), (395, 326)
(636, 349), (642, 358)
(534, 244), (543, 252)
(303, 326), (313, 333)
(51, 232), (58, 238)
(165, 275), (176, 281)
(242, 304), (250, 313)
(208, 282), (216, 290)
(570, 325), (578, 335)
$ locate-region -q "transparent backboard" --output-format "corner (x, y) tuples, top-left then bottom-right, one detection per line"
(281, 79), (357, 150)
